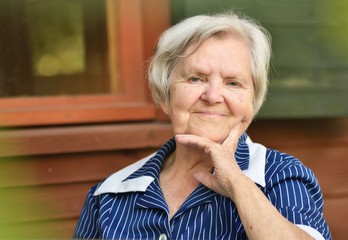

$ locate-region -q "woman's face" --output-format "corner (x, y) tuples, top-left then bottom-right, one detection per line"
(161, 34), (254, 143)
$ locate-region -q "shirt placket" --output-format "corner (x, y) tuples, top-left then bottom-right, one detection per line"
(168, 185), (217, 239)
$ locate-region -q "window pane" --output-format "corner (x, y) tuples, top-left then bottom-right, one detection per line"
(27, 1), (85, 77)
(0, 0), (121, 97)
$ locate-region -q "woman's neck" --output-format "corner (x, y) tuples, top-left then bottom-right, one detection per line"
(159, 142), (213, 218)
(161, 142), (213, 179)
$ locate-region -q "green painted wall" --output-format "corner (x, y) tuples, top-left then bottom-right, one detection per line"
(171, 0), (348, 118)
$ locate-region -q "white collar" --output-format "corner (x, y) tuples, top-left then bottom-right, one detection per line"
(94, 136), (266, 196)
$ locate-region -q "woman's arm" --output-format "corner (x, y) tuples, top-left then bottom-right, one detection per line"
(73, 185), (101, 239)
(221, 167), (315, 239)
(175, 126), (319, 240)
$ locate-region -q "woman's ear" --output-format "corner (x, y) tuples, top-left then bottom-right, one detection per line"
(159, 102), (170, 115)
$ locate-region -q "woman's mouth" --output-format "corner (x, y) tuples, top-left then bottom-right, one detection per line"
(195, 111), (226, 118)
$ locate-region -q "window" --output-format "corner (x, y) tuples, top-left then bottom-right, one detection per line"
(0, 0), (157, 126)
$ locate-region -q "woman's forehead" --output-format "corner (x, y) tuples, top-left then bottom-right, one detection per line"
(175, 34), (252, 76)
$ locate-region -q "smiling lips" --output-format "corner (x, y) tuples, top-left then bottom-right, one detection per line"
(194, 110), (226, 118)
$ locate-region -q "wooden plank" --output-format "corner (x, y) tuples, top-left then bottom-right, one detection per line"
(142, 0), (170, 60)
(0, 94), (148, 108)
(0, 182), (95, 224)
(0, 218), (76, 239)
(323, 197), (348, 240)
(142, 0), (171, 106)
(0, 122), (173, 157)
(117, 0), (147, 101)
(0, 102), (156, 127)
(248, 118), (348, 147)
(280, 146), (348, 197)
(0, 149), (154, 188)
(105, 0), (120, 93)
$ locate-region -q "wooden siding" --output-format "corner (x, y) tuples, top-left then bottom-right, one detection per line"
(0, 117), (347, 239)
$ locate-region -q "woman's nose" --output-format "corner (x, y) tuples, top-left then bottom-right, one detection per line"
(200, 83), (224, 103)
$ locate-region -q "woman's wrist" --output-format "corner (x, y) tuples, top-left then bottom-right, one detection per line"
(225, 170), (253, 201)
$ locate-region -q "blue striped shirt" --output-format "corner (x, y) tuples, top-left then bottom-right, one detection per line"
(74, 133), (332, 239)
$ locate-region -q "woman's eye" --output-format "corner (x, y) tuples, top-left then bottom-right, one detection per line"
(189, 76), (202, 83)
(227, 80), (241, 87)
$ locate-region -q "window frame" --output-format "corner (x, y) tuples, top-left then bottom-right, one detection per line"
(0, 0), (156, 127)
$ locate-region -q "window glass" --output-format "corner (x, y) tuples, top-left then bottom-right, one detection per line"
(0, 0), (120, 98)
(27, 1), (85, 78)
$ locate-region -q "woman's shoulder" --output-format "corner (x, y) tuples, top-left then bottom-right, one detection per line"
(265, 148), (302, 166)
(89, 152), (157, 196)
(264, 148), (316, 186)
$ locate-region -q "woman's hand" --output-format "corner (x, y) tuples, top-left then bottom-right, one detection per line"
(176, 123), (316, 240)
(175, 123), (245, 199)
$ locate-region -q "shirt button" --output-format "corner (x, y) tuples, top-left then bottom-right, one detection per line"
(159, 233), (167, 240)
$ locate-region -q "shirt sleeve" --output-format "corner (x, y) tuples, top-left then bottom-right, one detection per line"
(73, 185), (101, 239)
(264, 153), (332, 240)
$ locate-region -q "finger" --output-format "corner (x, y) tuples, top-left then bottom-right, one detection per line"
(222, 123), (244, 152)
(194, 171), (231, 198)
(193, 171), (216, 191)
(175, 134), (213, 154)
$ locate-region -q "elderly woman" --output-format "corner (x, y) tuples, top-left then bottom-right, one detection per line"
(74, 12), (331, 240)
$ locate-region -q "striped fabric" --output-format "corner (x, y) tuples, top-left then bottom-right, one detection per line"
(73, 134), (332, 239)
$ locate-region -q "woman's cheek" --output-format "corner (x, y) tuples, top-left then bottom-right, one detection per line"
(231, 93), (254, 123)
(233, 92), (252, 110)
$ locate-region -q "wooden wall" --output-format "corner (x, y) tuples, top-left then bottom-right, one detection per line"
(0, 117), (347, 239)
